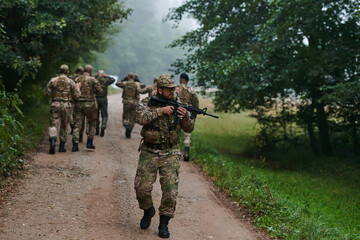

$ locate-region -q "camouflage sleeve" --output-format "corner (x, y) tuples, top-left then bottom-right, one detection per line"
(191, 91), (199, 108)
(93, 78), (103, 95)
(115, 80), (125, 88)
(136, 98), (163, 125)
(45, 80), (53, 97)
(70, 80), (81, 100)
(180, 113), (194, 133)
(107, 77), (115, 86)
(140, 85), (152, 94)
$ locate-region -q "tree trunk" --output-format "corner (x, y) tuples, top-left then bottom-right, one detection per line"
(315, 104), (333, 156)
(350, 118), (358, 154)
(307, 122), (319, 154)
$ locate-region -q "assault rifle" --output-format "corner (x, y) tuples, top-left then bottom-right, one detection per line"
(148, 96), (219, 124)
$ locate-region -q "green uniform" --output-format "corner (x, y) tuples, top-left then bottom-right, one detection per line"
(72, 73), (103, 143)
(95, 74), (115, 131)
(134, 96), (194, 218)
(46, 74), (80, 142)
(176, 85), (199, 147)
(115, 79), (141, 131)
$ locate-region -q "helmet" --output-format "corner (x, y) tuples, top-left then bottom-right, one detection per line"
(84, 64), (93, 73)
(157, 74), (176, 88)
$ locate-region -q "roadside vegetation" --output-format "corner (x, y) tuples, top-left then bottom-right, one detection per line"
(191, 97), (360, 240)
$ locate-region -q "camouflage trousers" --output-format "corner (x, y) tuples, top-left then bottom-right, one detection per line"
(134, 150), (181, 218)
(69, 103), (74, 125)
(48, 102), (71, 142)
(123, 102), (137, 131)
(96, 97), (108, 130)
(72, 101), (97, 143)
(184, 132), (192, 147)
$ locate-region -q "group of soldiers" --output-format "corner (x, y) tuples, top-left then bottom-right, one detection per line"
(46, 65), (199, 238)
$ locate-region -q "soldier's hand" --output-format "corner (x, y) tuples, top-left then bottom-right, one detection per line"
(76, 82), (82, 88)
(161, 106), (174, 115)
(177, 107), (187, 119)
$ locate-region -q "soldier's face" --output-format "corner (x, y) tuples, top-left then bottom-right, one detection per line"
(159, 87), (175, 99)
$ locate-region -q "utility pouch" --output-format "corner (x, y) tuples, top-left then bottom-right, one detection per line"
(169, 130), (179, 145)
(144, 130), (162, 144)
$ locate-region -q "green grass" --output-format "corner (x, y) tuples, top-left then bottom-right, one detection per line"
(191, 97), (360, 240)
(21, 104), (49, 149)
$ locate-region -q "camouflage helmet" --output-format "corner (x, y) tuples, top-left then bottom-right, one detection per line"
(157, 74), (176, 88)
(84, 64), (93, 73)
(59, 64), (69, 72)
(128, 72), (135, 79)
(75, 66), (84, 74)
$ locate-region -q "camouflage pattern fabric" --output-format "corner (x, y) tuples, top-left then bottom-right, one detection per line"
(96, 97), (108, 130)
(134, 151), (180, 218)
(72, 73), (103, 142)
(140, 84), (156, 97)
(134, 96), (194, 218)
(116, 79), (141, 129)
(176, 85), (199, 147)
(95, 74), (115, 130)
(46, 74), (80, 141)
(72, 102), (97, 142)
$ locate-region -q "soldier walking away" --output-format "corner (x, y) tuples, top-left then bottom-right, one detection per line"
(46, 64), (81, 154)
(94, 70), (115, 137)
(134, 74), (194, 238)
(68, 66), (84, 135)
(177, 73), (199, 161)
(115, 72), (141, 138)
(72, 64), (103, 151)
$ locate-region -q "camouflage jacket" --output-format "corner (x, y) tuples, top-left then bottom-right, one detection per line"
(74, 72), (103, 102)
(46, 74), (81, 107)
(136, 96), (194, 154)
(96, 75), (115, 98)
(140, 84), (156, 97)
(176, 85), (199, 108)
(116, 79), (141, 104)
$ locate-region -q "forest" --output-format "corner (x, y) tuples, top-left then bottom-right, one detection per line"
(1, 0), (360, 239)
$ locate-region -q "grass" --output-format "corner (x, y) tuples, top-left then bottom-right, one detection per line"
(190, 97), (360, 240)
(21, 103), (49, 149)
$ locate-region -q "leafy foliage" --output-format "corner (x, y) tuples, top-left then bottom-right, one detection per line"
(167, 0), (360, 155)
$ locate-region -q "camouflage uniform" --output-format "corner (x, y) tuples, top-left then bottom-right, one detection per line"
(134, 75), (194, 218)
(115, 74), (141, 132)
(177, 84), (199, 147)
(46, 72), (81, 143)
(95, 71), (115, 133)
(72, 72), (103, 143)
(140, 77), (158, 97)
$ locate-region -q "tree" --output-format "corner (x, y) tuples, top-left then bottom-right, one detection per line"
(167, 0), (360, 155)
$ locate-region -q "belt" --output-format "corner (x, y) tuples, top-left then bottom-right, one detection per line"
(144, 142), (173, 150)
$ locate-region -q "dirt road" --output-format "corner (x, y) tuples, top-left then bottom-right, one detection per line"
(0, 94), (268, 240)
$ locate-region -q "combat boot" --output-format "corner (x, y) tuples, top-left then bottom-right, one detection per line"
(79, 134), (83, 143)
(49, 138), (56, 154)
(184, 147), (190, 161)
(72, 142), (79, 152)
(95, 128), (100, 136)
(86, 138), (96, 149)
(100, 128), (105, 137)
(158, 215), (171, 238)
(140, 206), (155, 229)
(59, 141), (66, 152)
(125, 125), (131, 138)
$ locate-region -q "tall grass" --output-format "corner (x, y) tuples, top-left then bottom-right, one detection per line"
(191, 97), (360, 239)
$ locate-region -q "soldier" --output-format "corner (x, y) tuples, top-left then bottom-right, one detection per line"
(69, 66), (84, 135)
(134, 74), (194, 238)
(72, 64), (103, 151)
(115, 72), (141, 138)
(140, 77), (159, 97)
(94, 70), (115, 137)
(176, 73), (199, 161)
(46, 64), (81, 154)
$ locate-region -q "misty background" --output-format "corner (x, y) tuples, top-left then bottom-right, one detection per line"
(90, 0), (196, 85)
